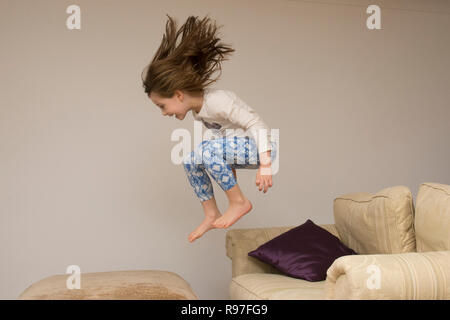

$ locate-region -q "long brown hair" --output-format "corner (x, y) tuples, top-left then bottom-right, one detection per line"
(141, 14), (235, 99)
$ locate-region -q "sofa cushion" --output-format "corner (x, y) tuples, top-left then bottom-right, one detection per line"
(415, 182), (450, 252)
(226, 224), (341, 278)
(230, 273), (326, 300)
(325, 250), (450, 299)
(18, 270), (198, 300)
(247, 219), (357, 282)
(333, 185), (416, 254)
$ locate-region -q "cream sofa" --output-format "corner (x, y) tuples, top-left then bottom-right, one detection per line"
(225, 182), (450, 299)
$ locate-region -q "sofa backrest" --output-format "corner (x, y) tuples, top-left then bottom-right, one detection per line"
(415, 182), (450, 252)
(333, 185), (416, 254)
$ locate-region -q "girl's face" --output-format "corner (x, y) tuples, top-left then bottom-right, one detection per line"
(149, 90), (190, 120)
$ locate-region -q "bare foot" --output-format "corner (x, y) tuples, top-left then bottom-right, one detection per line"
(188, 212), (222, 243)
(212, 198), (252, 229)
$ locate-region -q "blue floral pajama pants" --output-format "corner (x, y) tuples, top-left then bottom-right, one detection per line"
(182, 136), (278, 202)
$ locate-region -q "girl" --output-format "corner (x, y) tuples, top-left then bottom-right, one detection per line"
(141, 15), (278, 242)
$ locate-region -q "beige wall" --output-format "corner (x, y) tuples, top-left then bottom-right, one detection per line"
(1, 0), (449, 299)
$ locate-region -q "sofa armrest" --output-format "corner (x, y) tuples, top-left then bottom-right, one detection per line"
(325, 250), (450, 299)
(226, 224), (339, 278)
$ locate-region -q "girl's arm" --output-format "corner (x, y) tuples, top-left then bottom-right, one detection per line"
(259, 150), (272, 167)
(212, 91), (273, 155)
(207, 90), (274, 193)
(256, 150), (273, 193)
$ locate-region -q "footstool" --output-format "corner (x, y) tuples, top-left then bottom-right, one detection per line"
(18, 270), (198, 300)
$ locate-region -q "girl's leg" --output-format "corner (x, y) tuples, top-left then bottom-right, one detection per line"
(196, 137), (253, 229)
(231, 168), (237, 180)
(182, 148), (222, 242)
(182, 142), (216, 202)
(183, 137), (276, 237)
(210, 136), (278, 228)
(187, 197), (222, 242)
(182, 145), (237, 210)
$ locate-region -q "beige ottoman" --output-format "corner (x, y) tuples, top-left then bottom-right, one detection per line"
(18, 270), (198, 300)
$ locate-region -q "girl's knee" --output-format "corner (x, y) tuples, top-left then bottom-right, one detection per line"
(183, 141), (214, 167)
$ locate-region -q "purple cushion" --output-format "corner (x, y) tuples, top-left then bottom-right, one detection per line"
(248, 219), (357, 281)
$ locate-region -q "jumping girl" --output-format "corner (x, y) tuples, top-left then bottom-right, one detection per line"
(141, 14), (278, 242)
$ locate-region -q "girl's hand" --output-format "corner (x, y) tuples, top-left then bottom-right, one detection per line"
(256, 164), (273, 193)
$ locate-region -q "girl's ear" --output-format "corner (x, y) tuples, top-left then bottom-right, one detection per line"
(173, 89), (182, 100)
(177, 90), (187, 102)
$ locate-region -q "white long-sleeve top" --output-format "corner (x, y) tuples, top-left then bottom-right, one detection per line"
(192, 88), (273, 154)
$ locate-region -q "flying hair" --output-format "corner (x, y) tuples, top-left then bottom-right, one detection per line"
(141, 14), (235, 99)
